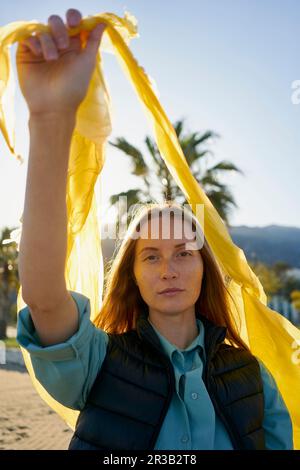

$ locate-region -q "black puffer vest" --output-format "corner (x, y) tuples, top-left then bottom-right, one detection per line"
(69, 308), (265, 450)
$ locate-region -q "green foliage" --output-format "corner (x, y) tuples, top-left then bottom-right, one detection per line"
(0, 226), (20, 339)
(291, 291), (300, 312)
(249, 261), (281, 298)
(249, 261), (300, 301)
(3, 337), (19, 349)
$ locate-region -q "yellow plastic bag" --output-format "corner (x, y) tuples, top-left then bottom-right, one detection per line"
(1, 11), (299, 448)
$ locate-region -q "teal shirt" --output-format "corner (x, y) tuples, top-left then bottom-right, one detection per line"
(17, 290), (293, 450)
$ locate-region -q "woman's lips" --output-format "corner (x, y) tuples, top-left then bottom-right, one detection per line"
(159, 289), (184, 296)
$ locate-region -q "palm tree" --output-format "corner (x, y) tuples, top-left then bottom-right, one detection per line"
(108, 119), (243, 228)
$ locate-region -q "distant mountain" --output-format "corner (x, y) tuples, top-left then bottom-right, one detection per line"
(101, 224), (300, 268)
(229, 225), (300, 268)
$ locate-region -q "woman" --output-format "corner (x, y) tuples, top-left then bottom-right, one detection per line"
(16, 9), (293, 450)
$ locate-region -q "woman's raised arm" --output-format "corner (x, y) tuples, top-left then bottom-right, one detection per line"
(17, 9), (106, 345)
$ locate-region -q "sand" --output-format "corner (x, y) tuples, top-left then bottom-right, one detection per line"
(0, 364), (73, 450)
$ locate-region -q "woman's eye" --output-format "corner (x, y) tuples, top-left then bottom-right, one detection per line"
(144, 251), (191, 261)
(145, 255), (157, 261)
(178, 251), (192, 257)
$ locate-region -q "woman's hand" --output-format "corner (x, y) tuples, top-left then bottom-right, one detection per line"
(16, 9), (106, 117)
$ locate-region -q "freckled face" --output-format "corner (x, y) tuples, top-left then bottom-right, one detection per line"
(133, 215), (204, 314)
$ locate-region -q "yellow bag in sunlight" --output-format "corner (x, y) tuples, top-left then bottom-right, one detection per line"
(0, 12), (299, 448)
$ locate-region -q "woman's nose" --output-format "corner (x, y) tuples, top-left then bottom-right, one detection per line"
(160, 262), (178, 279)
(161, 272), (178, 279)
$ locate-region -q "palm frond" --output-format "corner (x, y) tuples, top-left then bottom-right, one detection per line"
(109, 138), (148, 177)
(207, 160), (244, 175)
(173, 119), (186, 139)
(110, 120), (243, 226)
(109, 188), (144, 207)
(144, 136), (161, 168)
(198, 174), (226, 191)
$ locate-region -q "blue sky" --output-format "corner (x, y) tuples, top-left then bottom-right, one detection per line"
(0, 0), (299, 233)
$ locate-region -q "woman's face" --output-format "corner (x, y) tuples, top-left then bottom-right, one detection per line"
(133, 215), (204, 315)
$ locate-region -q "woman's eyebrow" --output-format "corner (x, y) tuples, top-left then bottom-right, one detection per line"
(138, 242), (187, 256)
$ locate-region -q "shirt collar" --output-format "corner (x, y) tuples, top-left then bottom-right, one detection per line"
(148, 317), (205, 362)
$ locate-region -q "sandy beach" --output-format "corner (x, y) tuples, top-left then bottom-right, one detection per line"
(0, 364), (73, 450)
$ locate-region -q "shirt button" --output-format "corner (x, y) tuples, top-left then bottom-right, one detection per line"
(191, 392), (199, 400)
(181, 435), (189, 443)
